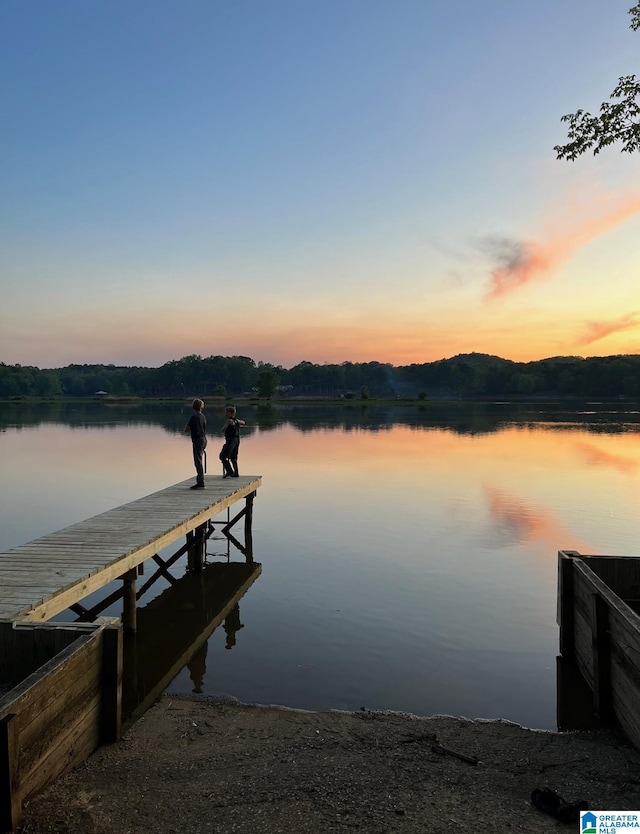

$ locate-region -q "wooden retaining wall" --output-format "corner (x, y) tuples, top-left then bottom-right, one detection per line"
(558, 550), (640, 750)
(0, 621), (122, 832)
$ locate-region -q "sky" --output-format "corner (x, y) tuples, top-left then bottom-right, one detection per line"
(1, 0), (639, 370)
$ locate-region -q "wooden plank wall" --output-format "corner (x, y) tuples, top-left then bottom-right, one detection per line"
(583, 555), (640, 600)
(604, 587), (640, 748)
(558, 552), (640, 751)
(0, 623), (122, 832)
(0, 622), (88, 687)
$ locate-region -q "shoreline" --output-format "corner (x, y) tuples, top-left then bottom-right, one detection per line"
(17, 694), (640, 833)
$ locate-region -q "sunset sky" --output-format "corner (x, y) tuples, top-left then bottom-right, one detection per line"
(1, 0), (639, 369)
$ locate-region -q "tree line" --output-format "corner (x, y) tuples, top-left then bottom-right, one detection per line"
(1, 352), (640, 400)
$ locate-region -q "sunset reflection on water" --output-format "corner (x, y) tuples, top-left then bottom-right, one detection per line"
(1, 402), (639, 729)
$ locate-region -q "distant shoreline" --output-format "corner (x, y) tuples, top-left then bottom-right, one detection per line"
(2, 394), (639, 406)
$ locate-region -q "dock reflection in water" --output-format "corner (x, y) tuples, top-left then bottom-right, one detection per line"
(122, 560), (261, 725)
(556, 656), (601, 733)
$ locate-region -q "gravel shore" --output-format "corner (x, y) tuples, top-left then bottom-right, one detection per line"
(16, 695), (640, 834)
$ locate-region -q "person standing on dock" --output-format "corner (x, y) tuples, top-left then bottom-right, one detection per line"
(220, 405), (245, 478)
(184, 398), (207, 489)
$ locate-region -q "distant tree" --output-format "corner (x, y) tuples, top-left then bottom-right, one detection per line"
(33, 370), (62, 396)
(0, 363), (34, 396)
(510, 372), (541, 396)
(226, 356), (258, 393)
(555, 4), (640, 159)
(255, 369), (280, 399)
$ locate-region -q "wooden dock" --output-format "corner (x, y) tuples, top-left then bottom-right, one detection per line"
(1, 474), (262, 830)
(0, 475), (262, 625)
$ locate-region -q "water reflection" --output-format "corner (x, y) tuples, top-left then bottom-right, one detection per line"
(484, 486), (591, 553)
(556, 656), (600, 732)
(122, 561), (261, 725)
(223, 604), (244, 650)
(2, 398), (640, 435)
(574, 439), (640, 473)
(1, 400), (639, 730)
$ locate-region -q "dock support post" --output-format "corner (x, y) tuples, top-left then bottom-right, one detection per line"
(244, 491), (255, 563)
(592, 594), (613, 721)
(122, 569), (138, 634)
(187, 523), (206, 572)
(558, 552), (576, 661)
(220, 491), (256, 563)
(0, 713), (20, 832)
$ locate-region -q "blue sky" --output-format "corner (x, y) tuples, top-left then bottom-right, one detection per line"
(1, 0), (639, 368)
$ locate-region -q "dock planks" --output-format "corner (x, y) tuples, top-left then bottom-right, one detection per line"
(0, 475), (261, 623)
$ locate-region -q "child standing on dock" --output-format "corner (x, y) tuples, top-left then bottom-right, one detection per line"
(184, 398), (207, 489)
(220, 405), (245, 478)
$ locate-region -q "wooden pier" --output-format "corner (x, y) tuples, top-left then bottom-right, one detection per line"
(0, 474), (261, 831)
(0, 475), (261, 625)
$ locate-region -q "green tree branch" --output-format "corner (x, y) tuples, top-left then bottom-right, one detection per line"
(555, 4), (639, 159)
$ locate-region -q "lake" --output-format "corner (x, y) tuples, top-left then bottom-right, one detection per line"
(1, 399), (639, 730)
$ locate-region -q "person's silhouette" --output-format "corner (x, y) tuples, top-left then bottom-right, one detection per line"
(187, 640), (208, 693)
(224, 604), (244, 650)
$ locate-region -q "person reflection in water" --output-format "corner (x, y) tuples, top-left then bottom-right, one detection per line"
(224, 604), (244, 650)
(187, 640), (208, 694)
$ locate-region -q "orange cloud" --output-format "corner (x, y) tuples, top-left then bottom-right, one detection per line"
(484, 195), (640, 300)
(484, 238), (555, 299)
(577, 313), (639, 346)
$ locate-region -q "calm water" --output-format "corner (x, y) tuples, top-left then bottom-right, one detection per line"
(1, 400), (639, 729)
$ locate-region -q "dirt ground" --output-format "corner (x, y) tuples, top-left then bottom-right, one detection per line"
(17, 695), (640, 834)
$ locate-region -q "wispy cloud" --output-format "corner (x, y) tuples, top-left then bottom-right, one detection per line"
(481, 195), (640, 301)
(481, 237), (553, 299)
(577, 313), (639, 346)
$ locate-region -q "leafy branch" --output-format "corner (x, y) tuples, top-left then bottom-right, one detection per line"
(554, 4), (640, 159)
